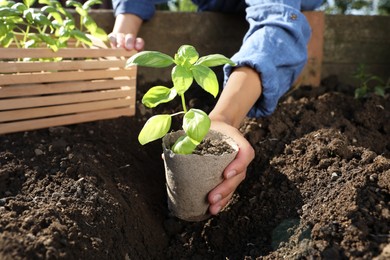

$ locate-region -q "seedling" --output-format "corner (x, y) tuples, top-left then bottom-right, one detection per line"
(126, 45), (235, 155)
(0, 0), (107, 51)
(353, 64), (390, 99)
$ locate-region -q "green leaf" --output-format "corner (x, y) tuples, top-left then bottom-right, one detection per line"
(11, 3), (27, 12)
(56, 3), (72, 19)
(1, 32), (14, 47)
(354, 88), (366, 99)
(142, 86), (177, 108)
(195, 54), (235, 67)
(23, 0), (36, 8)
(126, 51), (174, 68)
(83, 0), (102, 9)
(63, 19), (75, 30)
(23, 9), (34, 24)
(70, 29), (92, 45)
(83, 16), (97, 34)
(176, 45), (199, 65)
(374, 86), (385, 97)
(75, 6), (88, 17)
(38, 33), (58, 51)
(65, 0), (82, 8)
(172, 65), (193, 95)
(33, 13), (51, 26)
(182, 109), (210, 143)
(41, 6), (63, 23)
(92, 27), (107, 40)
(171, 135), (198, 155)
(138, 114), (172, 145)
(191, 64), (219, 98)
(0, 24), (7, 39)
(57, 25), (69, 37)
(0, 7), (19, 17)
(38, 0), (52, 5)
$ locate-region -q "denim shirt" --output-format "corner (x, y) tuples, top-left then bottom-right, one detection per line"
(112, 0), (323, 117)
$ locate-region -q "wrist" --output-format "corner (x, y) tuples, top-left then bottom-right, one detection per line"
(209, 111), (235, 127)
(113, 14), (143, 35)
(210, 67), (262, 128)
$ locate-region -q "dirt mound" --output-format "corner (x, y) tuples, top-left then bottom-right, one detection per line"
(0, 77), (389, 259)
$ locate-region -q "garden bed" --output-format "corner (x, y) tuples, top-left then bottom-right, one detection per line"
(0, 76), (389, 259)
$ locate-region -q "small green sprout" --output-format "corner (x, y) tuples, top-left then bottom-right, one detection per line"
(353, 64), (390, 99)
(126, 45), (235, 155)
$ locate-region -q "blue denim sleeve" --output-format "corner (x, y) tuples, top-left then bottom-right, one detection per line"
(112, 0), (168, 20)
(301, 0), (323, 11)
(224, 0), (321, 118)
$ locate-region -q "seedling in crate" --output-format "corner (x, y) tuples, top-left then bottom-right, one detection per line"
(0, 0), (107, 51)
(126, 45), (235, 154)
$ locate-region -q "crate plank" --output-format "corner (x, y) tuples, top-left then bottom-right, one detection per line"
(0, 59), (128, 73)
(0, 67), (136, 85)
(0, 79), (135, 98)
(0, 88), (135, 110)
(0, 107), (135, 135)
(0, 48), (136, 59)
(0, 99), (134, 123)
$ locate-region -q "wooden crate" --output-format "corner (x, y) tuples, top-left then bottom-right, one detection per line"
(0, 47), (137, 135)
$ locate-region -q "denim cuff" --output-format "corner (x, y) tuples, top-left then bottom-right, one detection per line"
(112, 0), (155, 20)
(224, 2), (311, 117)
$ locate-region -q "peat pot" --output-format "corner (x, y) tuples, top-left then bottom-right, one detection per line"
(162, 130), (238, 221)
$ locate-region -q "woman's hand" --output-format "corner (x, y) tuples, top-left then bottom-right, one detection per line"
(206, 66), (262, 215)
(207, 119), (255, 215)
(109, 13), (145, 51)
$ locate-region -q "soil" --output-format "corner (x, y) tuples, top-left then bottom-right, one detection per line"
(0, 75), (389, 260)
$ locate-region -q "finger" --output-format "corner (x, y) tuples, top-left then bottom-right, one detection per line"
(224, 142), (254, 179)
(209, 191), (234, 215)
(135, 37), (145, 51)
(108, 33), (117, 48)
(116, 33), (125, 48)
(208, 172), (246, 206)
(124, 33), (135, 50)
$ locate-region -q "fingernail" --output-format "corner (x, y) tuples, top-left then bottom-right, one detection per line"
(108, 35), (115, 41)
(135, 40), (143, 50)
(125, 40), (133, 50)
(226, 170), (237, 179)
(212, 194), (222, 204)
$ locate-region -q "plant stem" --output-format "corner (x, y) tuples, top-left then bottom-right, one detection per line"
(171, 111), (185, 117)
(24, 26), (30, 46)
(180, 94), (187, 113)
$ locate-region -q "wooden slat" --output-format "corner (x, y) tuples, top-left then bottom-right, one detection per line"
(0, 67), (136, 85)
(0, 107), (135, 135)
(0, 59), (129, 73)
(0, 78), (135, 98)
(323, 42), (390, 64)
(0, 99), (133, 123)
(0, 88), (135, 110)
(0, 48), (137, 59)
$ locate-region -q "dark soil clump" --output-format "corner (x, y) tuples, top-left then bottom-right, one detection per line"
(193, 137), (235, 156)
(0, 76), (389, 259)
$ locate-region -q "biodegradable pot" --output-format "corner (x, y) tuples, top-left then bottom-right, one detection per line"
(162, 129), (239, 222)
